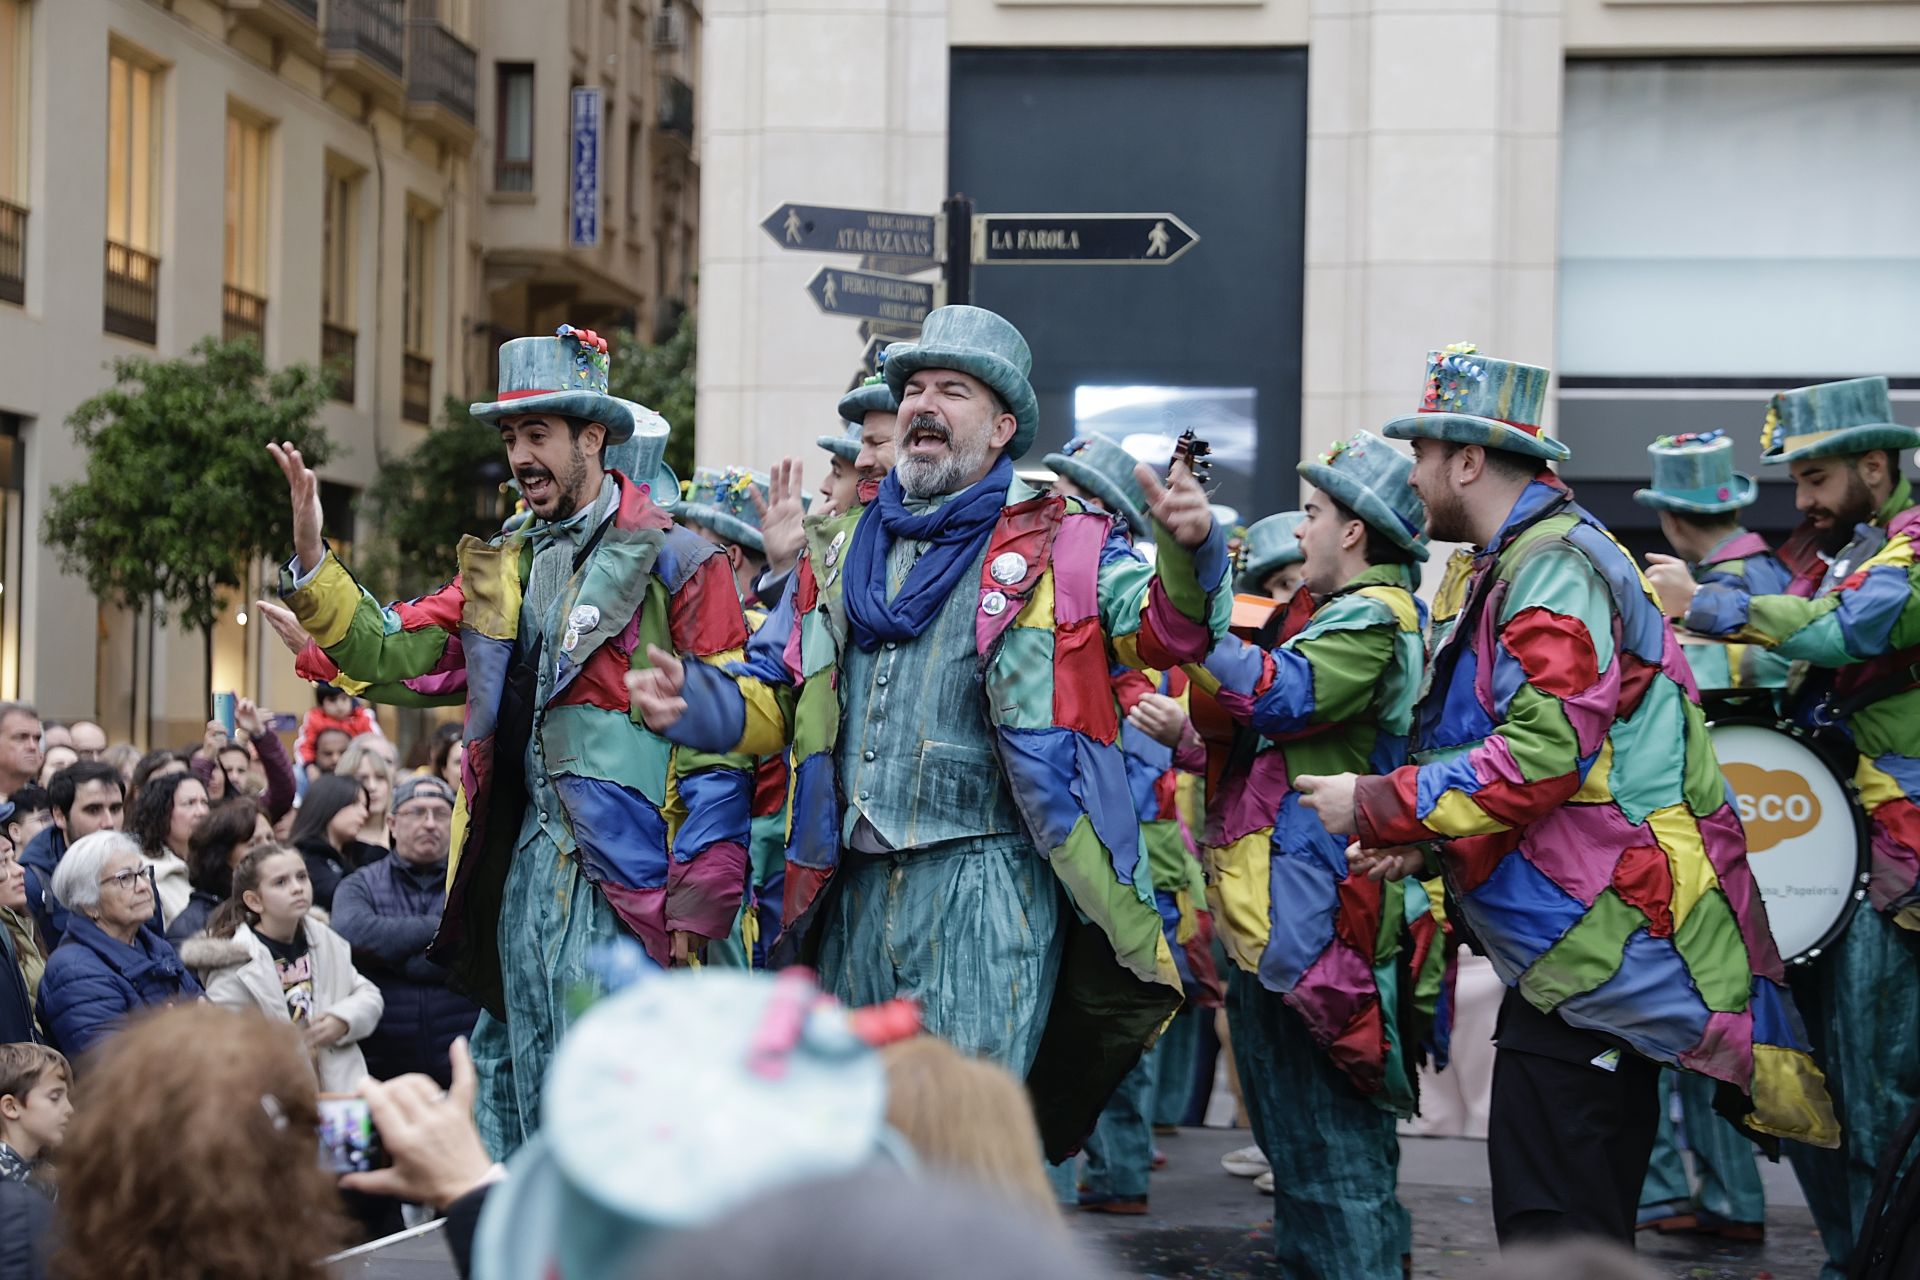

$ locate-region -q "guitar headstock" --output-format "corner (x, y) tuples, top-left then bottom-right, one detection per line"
(1169, 429), (1213, 487)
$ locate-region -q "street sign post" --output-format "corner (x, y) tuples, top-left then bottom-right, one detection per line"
(762, 204), (938, 259)
(971, 212), (1199, 266)
(806, 266), (934, 327)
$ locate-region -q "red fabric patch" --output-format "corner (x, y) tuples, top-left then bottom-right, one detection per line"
(551, 644), (631, 711)
(795, 556), (819, 619)
(597, 880), (669, 966)
(392, 577), (466, 634)
(1182, 911), (1225, 1009)
(1446, 830), (1526, 895)
(295, 642), (340, 684)
(1406, 913), (1438, 985)
(1467, 771), (1583, 830)
(753, 755), (790, 818)
(1872, 795), (1920, 855)
(1325, 997), (1387, 1095)
(783, 863), (833, 928)
(1053, 616), (1119, 742)
(1611, 843), (1674, 936)
(1354, 768), (1427, 848)
(1333, 872), (1385, 960)
(1615, 653), (1658, 720)
(1137, 579), (1211, 670)
(670, 555), (751, 656)
(1111, 669), (1155, 716)
(1501, 606), (1600, 698)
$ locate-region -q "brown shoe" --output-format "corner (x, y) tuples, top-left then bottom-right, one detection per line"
(1640, 1212), (1698, 1233)
(1078, 1194), (1149, 1216)
(1690, 1218), (1765, 1243)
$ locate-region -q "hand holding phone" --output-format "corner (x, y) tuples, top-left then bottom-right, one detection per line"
(317, 1094), (390, 1175)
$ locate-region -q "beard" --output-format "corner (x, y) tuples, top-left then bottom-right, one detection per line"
(1422, 485), (1476, 545)
(517, 439), (595, 521)
(1808, 468), (1877, 555)
(895, 412), (993, 499)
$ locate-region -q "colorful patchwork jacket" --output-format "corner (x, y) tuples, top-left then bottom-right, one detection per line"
(1191, 563), (1439, 1113)
(281, 471), (753, 1014)
(1688, 476), (1920, 927)
(1679, 530), (1792, 692)
(1353, 476), (1838, 1149)
(666, 475), (1234, 1157)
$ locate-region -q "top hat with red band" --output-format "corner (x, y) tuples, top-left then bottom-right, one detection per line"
(469, 323), (638, 443)
(1382, 343), (1568, 463)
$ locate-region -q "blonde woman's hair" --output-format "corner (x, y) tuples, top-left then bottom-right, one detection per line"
(880, 1036), (1058, 1217)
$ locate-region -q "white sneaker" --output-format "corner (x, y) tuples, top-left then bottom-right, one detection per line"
(1221, 1144), (1270, 1178)
(1254, 1170), (1274, 1195)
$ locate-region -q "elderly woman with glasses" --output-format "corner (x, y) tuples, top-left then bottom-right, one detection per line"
(37, 831), (202, 1058)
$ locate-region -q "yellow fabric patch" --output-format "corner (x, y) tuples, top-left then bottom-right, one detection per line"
(1111, 631), (1143, 672)
(1357, 584), (1421, 634)
(1182, 662), (1222, 699)
(1746, 1044), (1841, 1148)
(661, 753), (686, 842)
(445, 787), (471, 888)
(1646, 803), (1718, 928)
(1427, 787), (1512, 838)
(456, 535), (524, 642)
(1855, 755), (1906, 811)
(1015, 571), (1055, 629)
(1207, 830), (1273, 973)
(1571, 737), (1614, 803)
(292, 556), (366, 650)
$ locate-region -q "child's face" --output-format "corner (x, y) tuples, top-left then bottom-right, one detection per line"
(243, 852), (313, 930)
(2, 1073), (73, 1157)
(322, 694), (353, 719)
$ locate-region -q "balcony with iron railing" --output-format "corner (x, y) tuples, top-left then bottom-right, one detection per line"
(223, 285), (267, 349)
(402, 352), (432, 424)
(324, 0), (405, 101)
(322, 322), (357, 402)
(104, 241), (159, 344)
(405, 17), (477, 145)
(0, 201), (24, 305)
(224, 0), (320, 45)
(657, 73), (694, 146)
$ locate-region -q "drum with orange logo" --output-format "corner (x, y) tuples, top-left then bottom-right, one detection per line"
(1707, 713), (1870, 964)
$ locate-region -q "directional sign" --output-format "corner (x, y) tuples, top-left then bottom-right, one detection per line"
(806, 266), (934, 327)
(858, 319), (921, 343)
(861, 337), (888, 374)
(763, 203), (938, 259)
(861, 252), (939, 278)
(971, 212), (1199, 266)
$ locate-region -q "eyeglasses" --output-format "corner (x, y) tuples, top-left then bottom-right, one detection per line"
(98, 867), (153, 893)
(392, 805), (452, 823)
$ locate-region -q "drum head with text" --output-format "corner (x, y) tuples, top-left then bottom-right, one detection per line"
(1708, 721), (1865, 962)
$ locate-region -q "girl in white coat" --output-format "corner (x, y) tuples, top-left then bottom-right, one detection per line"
(183, 843), (384, 1093)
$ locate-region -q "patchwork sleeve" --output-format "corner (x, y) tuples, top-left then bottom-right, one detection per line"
(1355, 544), (1616, 846)
(1688, 532), (1920, 668)
(662, 550), (755, 940)
(1202, 595), (1398, 737)
(667, 563), (802, 759)
(277, 552), (467, 701)
(1100, 519), (1234, 670)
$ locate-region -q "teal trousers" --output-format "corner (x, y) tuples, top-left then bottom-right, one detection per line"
(1639, 1068), (1766, 1226)
(1082, 1041), (1159, 1199)
(1151, 1003), (1201, 1128)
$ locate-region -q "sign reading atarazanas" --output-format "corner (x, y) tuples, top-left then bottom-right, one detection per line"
(971, 212), (1199, 266)
(761, 204), (938, 259)
(569, 86), (603, 249)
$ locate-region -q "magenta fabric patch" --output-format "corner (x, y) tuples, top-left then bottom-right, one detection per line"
(1050, 514), (1107, 624)
(1679, 1007), (1754, 1084)
(1285, 939), (1375, 1047)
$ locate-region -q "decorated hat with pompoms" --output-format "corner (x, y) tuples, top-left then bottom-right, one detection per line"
(1382, 342), (1567, 463)
(1634, 430), (1755, 514)
(677, 466), (769, 553)
(469, 324), (637, 443)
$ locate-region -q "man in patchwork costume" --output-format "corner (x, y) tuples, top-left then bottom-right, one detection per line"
(1193, 431), (1434, 1275)
(629, 305), (1233, 1155)
(679, 468), (774, 607)
(1041, 432), (1218, 1213)
(1632, 429), (1780, 1240)
(268, 325), (752, 1156)
(1296, 347), (1838, 1249)
(1647, 376), (1920, 1278)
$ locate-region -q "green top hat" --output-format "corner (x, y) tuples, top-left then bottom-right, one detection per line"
(603, 400), (680, 511)
(1043, 434), (1150, 535)
(469, 324), (637, 443)
(471, 971), (893, 1280)
(837, 357), (902, 425)
(817, 418), (863, 464)
(1382, 343), (1568, 463)
(1237, 511), (1306, 593)
(1633, 430), (1755, 514)
(884, 306), (1041, 459)
(1760, 375), (1920, 464)
(677, 466), (768, 554)
(1297, 430), (1430, 561)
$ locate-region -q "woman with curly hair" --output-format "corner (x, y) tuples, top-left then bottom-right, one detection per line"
(51, 1002), (350, 1279)
(127, 771), (209, 929)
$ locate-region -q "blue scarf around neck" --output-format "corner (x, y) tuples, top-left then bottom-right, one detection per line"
(843, 456), (1012, 651)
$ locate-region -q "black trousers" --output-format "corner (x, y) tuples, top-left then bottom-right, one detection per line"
(1487, 989), (1661, 1248)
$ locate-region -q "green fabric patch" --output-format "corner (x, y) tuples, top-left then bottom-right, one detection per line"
(1607, 679), (1689, 823)
(791, 673), (841, 763)
(1674, 890), (1751, 1013)
(987, 627), (1057, 730)
(541, 703), (671, 806)
(798, 603), (841, 681)
(1521, 887), (1644, 1010)
(1497, 683), (1581, 783)
(1097, 552), (1155, 641)
(1304, 621), (1400, 728)
(1054, 817), (1163, 976)
(1678, 695), (1729, 817)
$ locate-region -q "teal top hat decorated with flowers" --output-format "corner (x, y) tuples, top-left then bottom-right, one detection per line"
(603, 400), (680, 511)
(1382, 343), (1567, 463)
(817, 418), (863, 464)
(1634, 431), (1755, 514)
(1237, 511), (1306, 593)
(1043, 434), (1150, 535)
(837, 352), (903, 426)
(884, 307), (1041, 458)
(1297, 430), (1429, 560)
(1760, 375), (1920, 464)
(677, 466), (769, 554)
(470, 324), (638, 443)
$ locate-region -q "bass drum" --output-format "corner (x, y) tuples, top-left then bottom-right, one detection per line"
(1706, 714), (1870, 965)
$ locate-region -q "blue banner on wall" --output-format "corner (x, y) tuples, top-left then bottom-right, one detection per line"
(570, 85), (603, 249)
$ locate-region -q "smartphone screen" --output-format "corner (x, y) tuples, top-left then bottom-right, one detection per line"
(316, 1094), (389, 1175)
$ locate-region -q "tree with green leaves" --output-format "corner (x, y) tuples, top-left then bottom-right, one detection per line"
(43, 337), (335, 695)
(358, 396), (509, 600)
(610, 311), (696, 482)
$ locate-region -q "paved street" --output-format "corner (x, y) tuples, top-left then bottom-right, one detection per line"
(335, 1125), (1826, 1279)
